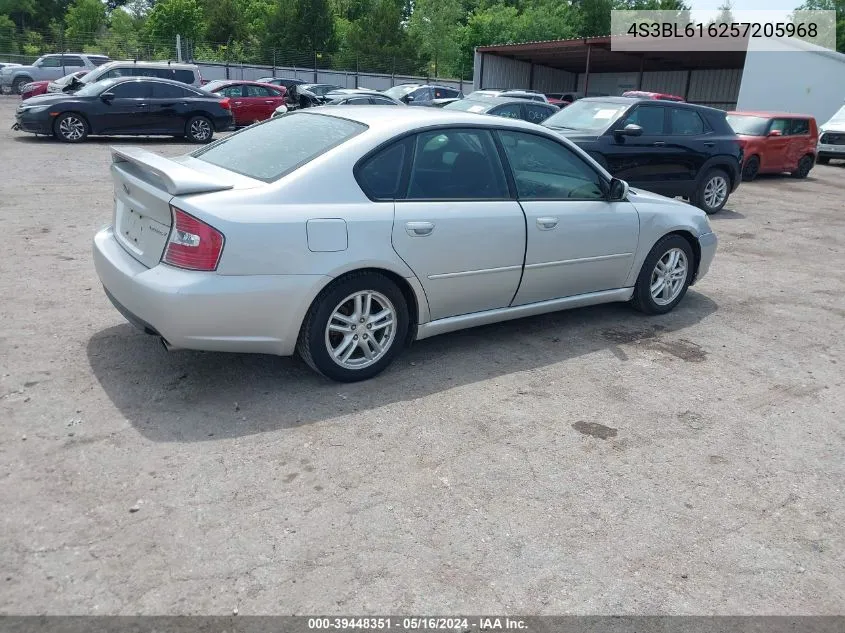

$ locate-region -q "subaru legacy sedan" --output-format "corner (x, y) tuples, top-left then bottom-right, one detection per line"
(93, 108), (717, 382)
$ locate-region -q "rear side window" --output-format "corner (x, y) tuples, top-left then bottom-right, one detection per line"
(356, 141), (408, 200)
(174, 69), (196, 84)
(491, 103), (522, 119)
(670, 108), (706, 135)
(193, 112), (366, 182)
(153, 83), (195, 98)
(89, 56), (110, 66)
(110, 81), (151, 98)
(525, 104), (554, 123)
(245, 85), (271, 97)
(346, 97), (370, 104)
(788, 118), (810, 135)
(62, 56), (85, 67)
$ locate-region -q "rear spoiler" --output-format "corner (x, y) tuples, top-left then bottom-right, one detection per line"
(110, 146), (234, 196)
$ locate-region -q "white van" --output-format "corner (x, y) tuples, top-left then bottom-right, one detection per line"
(817, 101), (845, 165)
(47, 60), (202, 94)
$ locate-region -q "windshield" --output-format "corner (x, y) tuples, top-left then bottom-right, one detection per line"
(726, 115), (770, 136)
(75, 79), (115, 97)
(383, 85), (417, 99)
(542, 100), (629, 132)
(827, 105), (845, 124)
(443, 99), (491, 113)
(192, 112), (367, 182)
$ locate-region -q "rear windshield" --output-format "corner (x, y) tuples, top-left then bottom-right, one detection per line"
(192, 112), (367, 182)
(726, 115), (769, 136)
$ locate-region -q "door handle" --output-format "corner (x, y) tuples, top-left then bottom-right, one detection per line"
(135, 103), (147, 108)
(264, 100), (275, 104)
(703, 141), (715, 147)
(653, 141), (666, 147)
(536, 217), (559, 230)
(233, 101), (242, 105)
(405, 221), (435, 236)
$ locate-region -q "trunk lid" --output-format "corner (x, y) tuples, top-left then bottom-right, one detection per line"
(110, 146), (236, 268)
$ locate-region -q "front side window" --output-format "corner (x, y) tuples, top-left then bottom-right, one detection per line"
(38, 56), (62, 68)
(245, 85), (271, 97)
(411, 87), (432, 102)
(193, 112), (366, 182)
(406, 129), (508, 200)
(769, 118), (789, 134)
(346, 97), (370, 104)
(620, 105), (665, 135)
(670, 108), (706, 135)
(525, 104), (555, 123)
(173, 69), (195, 84)
(216, 85), (243, 98)
(110, 81), (151, 99)
(356, 140), (408, 200)
(498, 130), (605, 200)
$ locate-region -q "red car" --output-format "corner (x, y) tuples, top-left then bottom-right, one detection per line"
(622, 90), (685, 102)
(21, 70), (88, 100)
(726, 111), (819, 181)
(202, 80), (287, 126)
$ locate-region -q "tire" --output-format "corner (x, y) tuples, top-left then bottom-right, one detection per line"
(185, 116), (214, 143)
(297, 272), (409, 382)
(630, 234), (695, 315)
(692, 168), (730, 215)
(792, 155), (813, 178)
(53, 112), (89, 143)
(741, 155), (760, 182)
(817, 156), (830, 165)
(12, 77), (31, 95)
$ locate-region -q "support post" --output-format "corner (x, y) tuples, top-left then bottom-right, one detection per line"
(176, 34), (182, 63)
(684, 69), (693, 101)
(272, 49), (276, 78)
(637, 55), (644, 90)
(583, 45), (592, 97)
(528, 63), (535, 90)
(478, 53), (484, 89)
(313, 51), (318, 83)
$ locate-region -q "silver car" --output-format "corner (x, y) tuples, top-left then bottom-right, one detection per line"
(93, 108), (717, 382)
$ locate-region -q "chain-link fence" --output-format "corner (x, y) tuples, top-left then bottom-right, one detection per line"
(0, 26), (471, 86)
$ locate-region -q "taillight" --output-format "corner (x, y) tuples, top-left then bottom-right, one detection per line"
(163, 207), (224, 271)
(219, 97), (231, 110)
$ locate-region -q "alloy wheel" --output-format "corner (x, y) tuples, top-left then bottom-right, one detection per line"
(324, 290), (397, 370)
(703, 175), (728, 210)
(650, 248), (688, 306)
(59, 116), (85, 141)
(190, 118), (211, 141)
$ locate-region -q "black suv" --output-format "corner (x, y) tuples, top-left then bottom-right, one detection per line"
(542, 96), (742, 214)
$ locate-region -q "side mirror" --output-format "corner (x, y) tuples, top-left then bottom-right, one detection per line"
(616, 123), (643, 137)
(404, 95), (414, 103)
(608, 178), (629, 201)
(100, 92), (115, 102)
(768, 129), (782, 137)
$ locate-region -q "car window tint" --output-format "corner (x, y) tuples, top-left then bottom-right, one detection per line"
(174, 69), (195, 84)
(62, 56), (85, 67)
(39, 57), (62, 68)
(245, 85), (271, 97)
(788, 118), (810, 135)
(346, 97), (370, 104)
(89, 56), (110, 66)
(441, 88), (459, 98)
(153, 83), (193, 98)
(769, 118), (789, 134)
(217, 85), (243, 98)
(670, 108), (705, 135)
(491, 103), (522, 119)
(525, 104), (554, 123)
(370, 96), (395, 105)
(621, 105), (665, 134)
(411, 87), (431, 102)
(406, 129), (508, 200)
(498, 130), (605, 200)
(356, 141), (407, 199)
(110, 81), (151, 98)
(193, 112), (366, 182)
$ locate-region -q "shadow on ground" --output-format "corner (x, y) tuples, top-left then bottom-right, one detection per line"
(87, 292), (718, 442)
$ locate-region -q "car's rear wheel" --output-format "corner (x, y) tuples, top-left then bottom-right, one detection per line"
(186, 116), (214, 143)
(741, 156), (760, 181)
(297, 272), (409, 382)
(693, 168), (730, 215)
(792, 155), (813, 178)
(630, 235), (694, 315)
(817, 156), (830, 165)
(53, 112), (89, 143)
(12, 77), (30, 95)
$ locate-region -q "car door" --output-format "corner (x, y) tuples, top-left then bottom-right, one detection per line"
(96, 80), (153, 133)
(497, 129), (639, 304)
(389, 128), (526, 320)
(242, 84), (284, 120)
(214, 84), (247, 124)
(600, 103), (677, 194)
(147, 82), (196, 133)
(785, 118), (811, 171)
(662, 106), (712, 194)
(33, 55), (62, 81)
(762, 118), (790, 171)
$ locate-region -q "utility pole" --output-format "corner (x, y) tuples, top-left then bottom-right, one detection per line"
(176, 34), (182, 62)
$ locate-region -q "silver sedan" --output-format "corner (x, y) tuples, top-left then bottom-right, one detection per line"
(93, 107), (717, 382)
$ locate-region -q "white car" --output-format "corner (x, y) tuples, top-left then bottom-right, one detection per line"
(818, 102), (845, 165)
(93, 108), (717, 382)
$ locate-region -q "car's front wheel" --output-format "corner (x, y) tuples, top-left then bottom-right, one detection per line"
(186, 116), (214, 143)
(631, 234), (695, 315)
(12, 77), (30, 95)
(297, 272), (409, 382)
(53, 112), (89, 142)
(693, 168), (730, 215)
(741, 156), (760, 181)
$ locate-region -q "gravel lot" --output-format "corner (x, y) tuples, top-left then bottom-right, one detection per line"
(1, 95), (843, 615)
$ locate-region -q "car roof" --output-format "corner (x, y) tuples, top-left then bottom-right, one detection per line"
(463, 96), (553, 108)
(101, 76), (207, 90)
(728, 110), (813, 119)
(99, 60), (198, 70)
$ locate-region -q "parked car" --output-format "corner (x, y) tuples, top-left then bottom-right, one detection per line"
(817, 102), (845, 165)
(546, 91), (609, 104)
(92, 107), (717, 382)
(541, 96), (742, 214)
(444, 96), (558, 124)
(622, 90), (685, 102)
(23, 71), (88, 100)
(0, 62), (21, 71)
(201, 80), (287, 125)
(324, 89), (404, 106)
(54, 60), (203, 93)
(725, 111), (818, 181)
(466, 89), (550, 103)
(383, 83), (463, 106)
(299, 83), (341, 98)
(257, 77), (307, 92)
(1, 53), (109, 94)
(13, 77), (233, 143)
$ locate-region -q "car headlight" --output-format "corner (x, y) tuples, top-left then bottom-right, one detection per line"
(20, 104), (49, 113)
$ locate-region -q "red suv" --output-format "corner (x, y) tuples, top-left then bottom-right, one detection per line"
(726, 111), (818, 181)
(622, 90), (685, 102)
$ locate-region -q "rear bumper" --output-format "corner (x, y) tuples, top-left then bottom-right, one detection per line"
(695, 232), (718, 283)
(93, 226), (328, 356)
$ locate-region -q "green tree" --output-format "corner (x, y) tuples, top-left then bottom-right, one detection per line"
(0, 0), (37, 31)
(0, 13), (17, 51)
(203, 0), (247, 43)
(264, 0), (335, 53)
(795, 0), (844, 52)
(408, 0), (463, 77)
(146, 0), (204, 42)
(65, 0), (107, 45)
